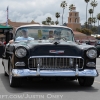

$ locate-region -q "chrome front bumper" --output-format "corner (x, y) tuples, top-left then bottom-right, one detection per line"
(12, 69), (98, 77)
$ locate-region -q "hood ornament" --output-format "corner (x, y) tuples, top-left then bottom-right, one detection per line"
(49, 38), (60, 45)
(53, 38), (60, 45)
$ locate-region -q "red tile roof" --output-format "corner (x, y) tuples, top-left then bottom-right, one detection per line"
(73, 31), (96, 41)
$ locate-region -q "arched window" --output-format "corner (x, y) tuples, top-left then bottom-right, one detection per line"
(75, 18), (78, 23)
(70, 18), (71, 23)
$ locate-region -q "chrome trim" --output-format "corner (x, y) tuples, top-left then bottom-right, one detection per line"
(86, 62), (96, 67)
(75, 64), (79, 76)
(28, 56), (84, 70)
(29, 56), (83, 59)
(15, 62), (25, 66)
(12, 69), (98, 77)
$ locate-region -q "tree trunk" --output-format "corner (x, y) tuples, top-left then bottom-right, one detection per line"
(62, 8), (64, 25)
(86, 3), (88, 28)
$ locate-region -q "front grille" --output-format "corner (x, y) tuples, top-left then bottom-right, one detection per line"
(28, 56), (84, 70)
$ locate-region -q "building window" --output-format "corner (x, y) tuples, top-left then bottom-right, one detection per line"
(75, 18), (78, 23)
(70, 18), (71, 23)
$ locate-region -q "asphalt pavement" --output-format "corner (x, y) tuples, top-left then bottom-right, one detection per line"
(0, 58), (100, 100)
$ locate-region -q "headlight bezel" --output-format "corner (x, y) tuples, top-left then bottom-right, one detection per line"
(15, 47), (27, 58)
(86, 48), (97, 59)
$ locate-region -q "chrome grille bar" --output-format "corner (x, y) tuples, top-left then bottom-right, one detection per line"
(28, 56), (84, 70)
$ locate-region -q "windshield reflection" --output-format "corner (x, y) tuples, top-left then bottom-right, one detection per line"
(15, 26), (74, 42)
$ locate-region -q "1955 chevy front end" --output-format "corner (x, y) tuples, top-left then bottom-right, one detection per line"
(2, 25), (99, 87)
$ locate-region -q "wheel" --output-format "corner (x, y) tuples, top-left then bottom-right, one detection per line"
(9, 61), (21, 87)
(78, 77), (94, 87)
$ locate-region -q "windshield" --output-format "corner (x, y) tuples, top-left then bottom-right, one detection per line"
(15, 26), (74, 42)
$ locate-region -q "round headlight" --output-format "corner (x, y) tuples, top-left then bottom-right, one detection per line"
(15, 47), (27, 58)
(86, 49), (97, 59)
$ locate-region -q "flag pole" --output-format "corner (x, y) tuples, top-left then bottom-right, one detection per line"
(6, 6), (9, 26)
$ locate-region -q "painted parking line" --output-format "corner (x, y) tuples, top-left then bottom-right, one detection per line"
(95, 81), (100, 84)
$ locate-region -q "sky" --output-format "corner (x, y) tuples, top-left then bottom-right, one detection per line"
(0, 0), (100, 25)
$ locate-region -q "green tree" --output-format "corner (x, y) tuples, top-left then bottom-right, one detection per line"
(46, 17), (52, 25)
(90, 0), (98, 18)
(97, 13), (100, 26)
(81, 28), (93, 35)
(42, 21), (47, 25)
(89, 9), (93, 18)
(60, 1), (67, 25)
(91, 26), (97, 34)
(55, 21), (59, 25)
(69, 4), (75, 12)
(92, 17), (97, 26)
(84, 0), (90, 28)
(76, 28), (93, 35)
(55, 12), (60, 22)
(51, 21), (54, 25)
(88, 17), (92, 24)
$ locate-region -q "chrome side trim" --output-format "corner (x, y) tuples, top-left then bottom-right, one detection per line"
(12, 69), (98, 77)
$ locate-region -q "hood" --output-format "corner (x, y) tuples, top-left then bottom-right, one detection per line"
(13, 40), (95, 57)
(14, 40), (95, 50)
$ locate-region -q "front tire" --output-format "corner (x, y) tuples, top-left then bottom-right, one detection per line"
(9, 61), (21, 87)
(78, 77), (94, 87)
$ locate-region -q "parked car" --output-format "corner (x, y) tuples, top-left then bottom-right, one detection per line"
(2, 24), (99, 87)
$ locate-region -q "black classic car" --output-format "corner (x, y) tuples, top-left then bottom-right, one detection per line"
(2, 24), (99, 87)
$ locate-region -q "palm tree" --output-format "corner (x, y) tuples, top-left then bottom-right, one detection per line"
(42, 21), (47, 25)
(88, 17), (93, 29)
(89, 9), (93, 18)
(51, 21), (54, 25)
(60, 1), (67, 25)
(55, 12), (60, 22)
(55, 21), (59, 25)
(92, 17), (97, 26)
(90, 0), (98, 18)
(84, 0), (90, 28)
(46, 17), (52, 25)
(97, 13), (100, 34)
(97, 13), (100, 26)
(69, 4), (74, 12)
(91, 26), (97, 34)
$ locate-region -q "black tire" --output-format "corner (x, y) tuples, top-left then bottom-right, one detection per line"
(78, 77), (94, 87)
(9, 61), (21, 87)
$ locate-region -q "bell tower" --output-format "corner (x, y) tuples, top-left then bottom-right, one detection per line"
(67, 7), (81, 31)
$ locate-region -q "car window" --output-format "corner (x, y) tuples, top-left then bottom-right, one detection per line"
(15, 26), (74, 42)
